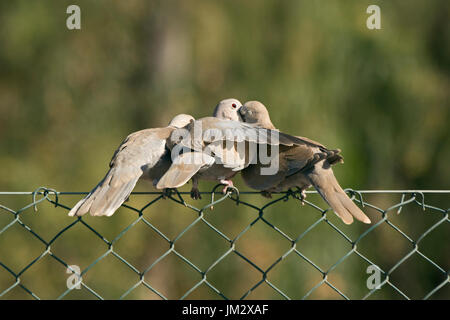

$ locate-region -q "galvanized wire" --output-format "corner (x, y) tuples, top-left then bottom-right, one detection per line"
(0, 187), (448, 300)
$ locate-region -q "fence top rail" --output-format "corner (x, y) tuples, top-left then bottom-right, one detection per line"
(0, 189), (449, 195)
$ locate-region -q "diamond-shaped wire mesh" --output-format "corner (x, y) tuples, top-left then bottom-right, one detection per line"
(0, 187), (448, 300)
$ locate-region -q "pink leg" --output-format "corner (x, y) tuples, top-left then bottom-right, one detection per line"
(295, 187), (307, 205)
(220, 179), (234, 193)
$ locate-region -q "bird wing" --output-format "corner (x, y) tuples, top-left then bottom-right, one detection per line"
(156, 152), (215, 189)
(68, 127), (173, 217)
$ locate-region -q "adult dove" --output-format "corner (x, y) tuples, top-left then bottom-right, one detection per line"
(239, 101), (371, 225)
(68, 114), (195, 217)
(212, 98), (243, 122)
(156, 99), (303, 199)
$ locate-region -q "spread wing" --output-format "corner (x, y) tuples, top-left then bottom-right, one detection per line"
(180, 117), (302, 149)
(170, 118), (316, 172)
(69, 128), (172, 217)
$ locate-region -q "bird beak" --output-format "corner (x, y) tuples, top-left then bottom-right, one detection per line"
(238, 107), (246, 122)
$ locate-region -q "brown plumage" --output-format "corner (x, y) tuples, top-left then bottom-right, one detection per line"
(68, 114), (194, 217)
(156, 99), (309, 199)
(156, 116), (300, 197)
(239, 101), (370, 225)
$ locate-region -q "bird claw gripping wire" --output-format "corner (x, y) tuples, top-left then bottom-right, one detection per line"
(284, 188), (306, 205)
(32, 187), (59, 212)
(161, 188), (174, 199)
(226, 186), (240, 206)
(210, 183), (240, 210)
(162, 188), (187, 206)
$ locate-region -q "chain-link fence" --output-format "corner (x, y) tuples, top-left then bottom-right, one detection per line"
(0, 187), (448, 300)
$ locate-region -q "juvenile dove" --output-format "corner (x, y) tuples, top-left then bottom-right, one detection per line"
(68, 114), (195, 217)
(156, 99), (303, 199)
(239, 101), (371, 225)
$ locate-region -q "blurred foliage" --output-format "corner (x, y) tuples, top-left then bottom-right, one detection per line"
(0, 0), (448, 299)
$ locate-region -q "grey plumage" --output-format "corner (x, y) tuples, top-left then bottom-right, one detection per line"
(68, 114), (194, 217)
(156, 99), (306, 198)
(239, 101), (370, 225)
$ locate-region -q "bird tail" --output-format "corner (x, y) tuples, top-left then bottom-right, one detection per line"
(306, 161), (371, 225)
(68, 168), (140, 217)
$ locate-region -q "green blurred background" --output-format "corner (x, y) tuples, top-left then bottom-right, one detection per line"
(0, 0), (448, 299)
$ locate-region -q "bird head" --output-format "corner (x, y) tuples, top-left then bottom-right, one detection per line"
(168, 114), (195, 128)
(239, 101), (276, 129)
(212, 98), (243, 121)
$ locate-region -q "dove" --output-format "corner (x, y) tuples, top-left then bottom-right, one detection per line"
(156, 99), (242, 199)
(239, 101), (371, 225)
(68, 114), (195, 217)
(212, 98), (243, 121)
(156, 99), (303, 199)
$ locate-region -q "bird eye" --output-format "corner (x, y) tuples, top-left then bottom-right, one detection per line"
(232, 103), (237, 108)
